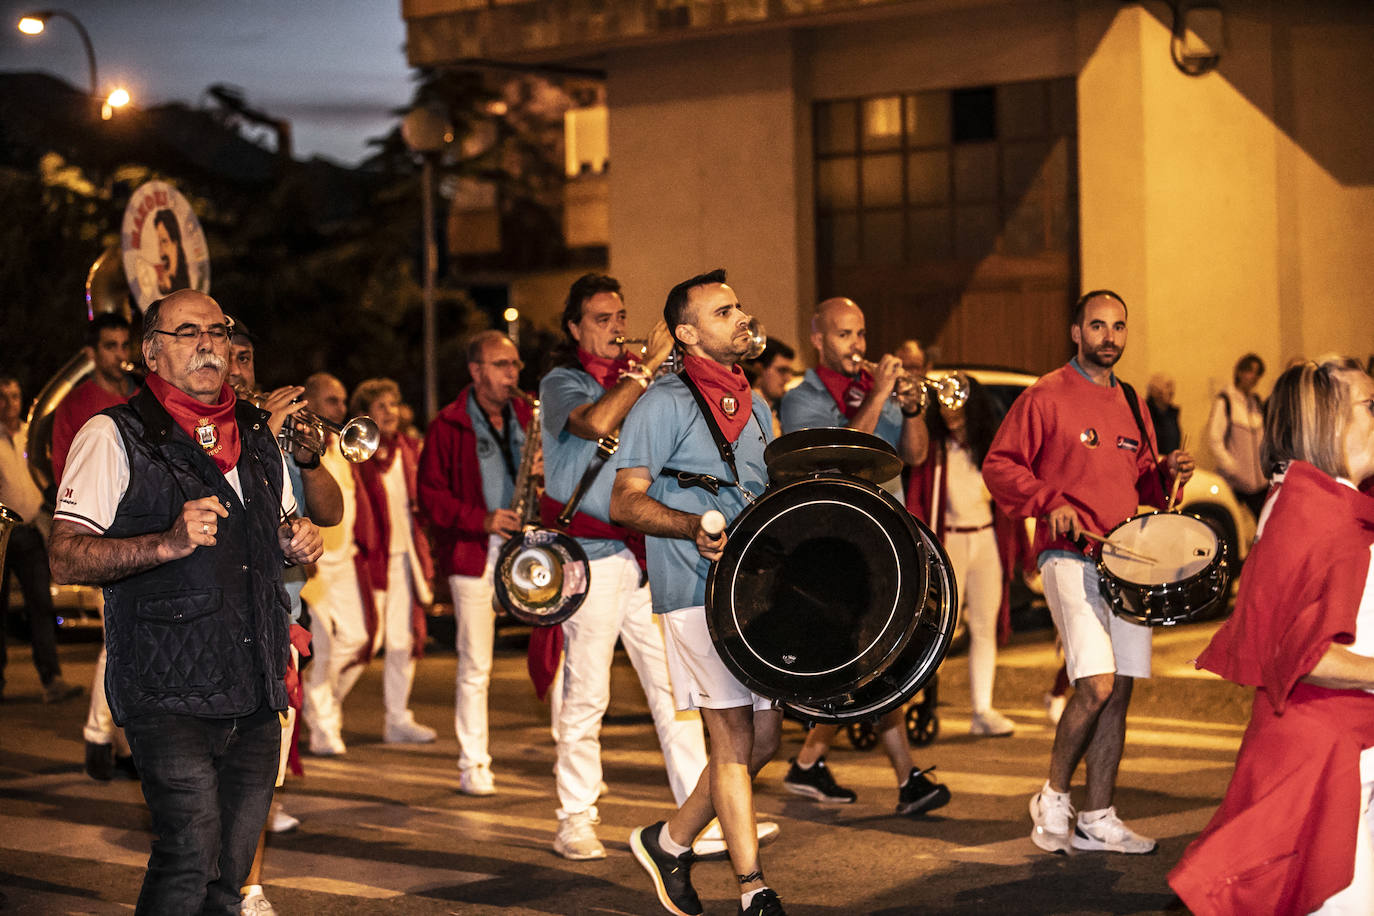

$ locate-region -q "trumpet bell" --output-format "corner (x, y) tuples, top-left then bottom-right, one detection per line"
(493, 527), (591, 627)
(743, 317), (767, 361)
(337, 416), (381, 463)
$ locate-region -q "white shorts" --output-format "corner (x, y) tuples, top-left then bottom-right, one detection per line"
(1040, 554), (1151, 682)
(660, 606), (774, 712)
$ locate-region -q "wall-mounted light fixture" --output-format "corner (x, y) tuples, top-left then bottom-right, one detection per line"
(1170, 1), (1224, 77)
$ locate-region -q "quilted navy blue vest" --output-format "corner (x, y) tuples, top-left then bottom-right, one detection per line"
(101, 388), (291, 724)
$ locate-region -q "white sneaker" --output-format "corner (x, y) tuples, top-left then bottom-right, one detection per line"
(691, 818), (781, 859)
(267, 801), (299, 834)
(1044, 692), (1067, 726)
(969, 709), (1016, 737)
(308, 732), (346, 756)
(384, 718), (437, 744)
(553, 810), (606, 860)
(239, 886), (276, 915)
(1029, 786), (1075, 854)
(1071, 807), (1157, 854)
(459, 764), (496, 796)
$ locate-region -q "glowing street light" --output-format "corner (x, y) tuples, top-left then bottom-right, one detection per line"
(101, 86), (129, 120)
(17, 9), (104, 107)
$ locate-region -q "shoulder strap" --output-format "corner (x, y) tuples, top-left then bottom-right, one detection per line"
(677, 370), (738, 474)
(1120, 381), (1167, 490)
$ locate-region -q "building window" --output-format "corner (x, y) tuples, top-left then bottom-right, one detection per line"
(814, 77), (1077, 268)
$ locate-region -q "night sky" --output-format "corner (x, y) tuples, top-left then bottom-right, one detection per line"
(0, 0), (414, 165)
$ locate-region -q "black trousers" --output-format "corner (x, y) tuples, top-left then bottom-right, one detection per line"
(0, 522), (63, 689)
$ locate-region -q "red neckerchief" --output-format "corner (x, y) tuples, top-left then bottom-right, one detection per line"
(683, 354), (752, 441)
(369, 432), (401, 473)
(815, 365), (873, 420)
(145, 373), (241, 473)
(577, 349), (633, 390)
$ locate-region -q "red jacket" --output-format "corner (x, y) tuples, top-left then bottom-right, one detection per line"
(417, 386), (533, 578)
(1168, 463), (1374, 915)
(906, 438), (1031, 645)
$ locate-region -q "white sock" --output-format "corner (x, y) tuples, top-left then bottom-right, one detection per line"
(659, 823), (691, 857)
(741, 886), (770, 909)
(1079, 807), (1111, 823)
(1041, 781), (1070, 803)
(240, 884), (263, 898)
(795, 757), (817, 770)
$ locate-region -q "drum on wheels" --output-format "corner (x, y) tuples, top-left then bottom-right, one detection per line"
(705, 430), (958, 724)
(1096, 511), (1230, 626)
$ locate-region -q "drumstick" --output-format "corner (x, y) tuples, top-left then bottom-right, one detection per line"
(1166, 434), (1188, 512)
(700, 510), (726, 537)
(1079, 530), (1159, 564)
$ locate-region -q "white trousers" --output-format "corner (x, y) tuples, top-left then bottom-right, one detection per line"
(302, 562), (369, 745)
(450, 537), (502, 772)
(944, 528), (1004, 714)
(555, 549), (707, 818)
(376, 553), (419, 728)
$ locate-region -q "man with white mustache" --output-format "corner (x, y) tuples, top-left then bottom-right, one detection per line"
(49, 289), (324, 913)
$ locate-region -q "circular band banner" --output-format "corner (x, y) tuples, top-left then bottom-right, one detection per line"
(121, 181), (210, 312)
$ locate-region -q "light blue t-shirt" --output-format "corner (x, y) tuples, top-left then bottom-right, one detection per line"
(282, 455), (308, 622)
(469, 390), (525, 513)
(612, 373), (773, 614)
(539, 366), (624, 561)
(778, 368), (904, 448)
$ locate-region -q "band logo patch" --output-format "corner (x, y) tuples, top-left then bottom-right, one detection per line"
(194, 417), (221, 455)
(720, 395), (739, 417)
(1116, 436), (1140, 451)
(1080, 428), (1099, 448)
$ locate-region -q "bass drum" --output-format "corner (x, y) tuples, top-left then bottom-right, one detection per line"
(705, 475), (958, 724)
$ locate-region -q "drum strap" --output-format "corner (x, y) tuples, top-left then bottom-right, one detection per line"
(675, 369), (763, 502)
(1120, 381), (1168, 492)
(659, 467), (735, 495)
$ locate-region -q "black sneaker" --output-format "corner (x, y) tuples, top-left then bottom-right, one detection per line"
(739, 887), (787, 915)
(85, 741), (113, 781)
(630, 822), (702, 916)
(114, 754), (140, 781)
(782, 757), (856, 804)
(896, 766), (951, 816)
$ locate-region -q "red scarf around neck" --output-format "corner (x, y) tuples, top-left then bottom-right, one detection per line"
(683, 354), (753, 441)
(145, 373), (241, 473)
(369, 432), (401, 473)
(815, 365), (874, 420)
(577, 349), (633, 390)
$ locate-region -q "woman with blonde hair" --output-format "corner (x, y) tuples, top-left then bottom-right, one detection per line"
(1169, 357), (1374, 915)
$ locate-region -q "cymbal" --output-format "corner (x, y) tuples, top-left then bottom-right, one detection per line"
(765, 427), (903, 484)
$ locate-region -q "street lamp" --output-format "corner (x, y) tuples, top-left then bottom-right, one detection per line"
(17, 10), (98, 98)
(401, 106), (453, 423)
(102, 86), (129, 120)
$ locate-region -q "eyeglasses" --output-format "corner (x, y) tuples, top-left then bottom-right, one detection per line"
(483, 359), (524, 371)
(151, 323), (233, 343)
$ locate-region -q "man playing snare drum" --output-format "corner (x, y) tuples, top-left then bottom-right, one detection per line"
(982, 290), (1193, 856)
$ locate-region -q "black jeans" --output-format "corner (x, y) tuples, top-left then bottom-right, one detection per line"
(123, 704), (281, 915)
(0, 522), (63, 689)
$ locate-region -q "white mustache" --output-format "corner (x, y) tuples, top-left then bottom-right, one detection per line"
(188, 352), (226, 372)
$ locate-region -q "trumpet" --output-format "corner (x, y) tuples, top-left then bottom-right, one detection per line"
(852, 356), (970, 412)
(234, 384), (381, 463)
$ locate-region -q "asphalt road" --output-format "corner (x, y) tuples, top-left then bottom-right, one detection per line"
(0, 620), (1249, 914)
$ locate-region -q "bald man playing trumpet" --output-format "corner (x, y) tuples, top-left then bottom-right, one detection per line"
(775, 296), (950, 818)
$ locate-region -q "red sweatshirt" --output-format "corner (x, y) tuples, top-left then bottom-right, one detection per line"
(981, 363), (1174, 559)
(52, 377), (133, 485)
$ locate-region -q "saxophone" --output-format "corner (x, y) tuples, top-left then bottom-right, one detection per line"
(492, 388), (591, 626)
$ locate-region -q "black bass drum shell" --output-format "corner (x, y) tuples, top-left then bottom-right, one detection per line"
(706, 475), (957, 721)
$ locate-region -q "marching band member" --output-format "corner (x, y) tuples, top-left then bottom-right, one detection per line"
(350, 377), (436, 745)
(907, 377), (1027, 738)
(538, 273), (708, 860)
(49, 290), (323, 912)
(982, 290), (1192, 856)
(774, 296), (949, 817)
(1169, 358), (1374, 915)
(50, 313), (136, 776)
(299, 373), (372, 757)
(417, 331), (530, 796)
(612, 269), (785, 916)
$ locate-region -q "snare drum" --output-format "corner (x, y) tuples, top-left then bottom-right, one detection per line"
(1096, 512), (1230, 626)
